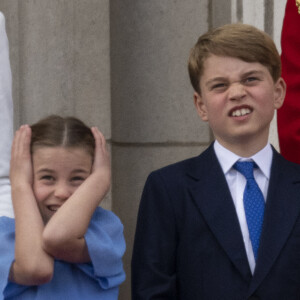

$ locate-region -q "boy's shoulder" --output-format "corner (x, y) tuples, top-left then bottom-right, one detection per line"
(273, 148), (300, 175)
(148, 144), (300, 183)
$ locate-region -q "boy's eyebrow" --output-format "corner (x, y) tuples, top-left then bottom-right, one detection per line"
(241, 70), (265, 78)
(205, 70), (265, 87)
(205, 77), (228, 87)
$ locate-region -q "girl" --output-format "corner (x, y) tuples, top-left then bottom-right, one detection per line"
(0, 115), (125, 299)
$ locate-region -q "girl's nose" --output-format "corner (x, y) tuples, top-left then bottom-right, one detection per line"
(54, 183), (72, 201)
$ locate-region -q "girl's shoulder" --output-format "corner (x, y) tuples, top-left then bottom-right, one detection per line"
(0, 216), (15, 236)
(92, 207), (123, 229)
(0, 216), (15, 262)
(0, 217), (16, 297)
(88, 207), (125, 252)
(0, 215), (15, 225)
(80, 207), (126, 289)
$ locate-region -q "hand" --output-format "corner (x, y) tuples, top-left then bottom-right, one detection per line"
(90, 127), (111, 193)
(10, 125), (33, 188)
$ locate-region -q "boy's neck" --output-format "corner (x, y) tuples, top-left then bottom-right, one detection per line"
(215, 138), (269, 158)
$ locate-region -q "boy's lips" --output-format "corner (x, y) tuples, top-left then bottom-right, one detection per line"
(229, 105), (253, 117)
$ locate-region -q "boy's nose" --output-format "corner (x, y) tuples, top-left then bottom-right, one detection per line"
(228, 83), (246, 101)
(54, 183), (72, 201)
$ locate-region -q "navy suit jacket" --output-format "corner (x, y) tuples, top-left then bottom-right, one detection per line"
(132, 144), (300, 299)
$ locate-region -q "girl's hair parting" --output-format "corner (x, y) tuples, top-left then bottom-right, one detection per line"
(30, 115), (95, 157)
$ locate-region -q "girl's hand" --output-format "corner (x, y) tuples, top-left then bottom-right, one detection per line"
(90, 127), (111, 193)
(10, 125), (33, 188)
(10, 125), (54, 286)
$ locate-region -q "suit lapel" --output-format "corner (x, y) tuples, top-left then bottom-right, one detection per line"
(187, 145), (252, 281)
(247, 149), (300, 296)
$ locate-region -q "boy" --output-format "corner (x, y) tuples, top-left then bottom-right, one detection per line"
(132, 23), (300, 299)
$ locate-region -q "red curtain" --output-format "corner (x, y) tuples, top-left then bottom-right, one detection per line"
(277, 0), (300, 163)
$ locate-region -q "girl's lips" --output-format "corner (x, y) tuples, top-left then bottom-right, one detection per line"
(47, 205), (60, 212)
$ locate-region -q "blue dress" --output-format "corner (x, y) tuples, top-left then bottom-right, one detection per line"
(0, 207), (126, 299)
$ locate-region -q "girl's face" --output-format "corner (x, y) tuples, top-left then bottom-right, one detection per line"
(32, 146), (93, 223)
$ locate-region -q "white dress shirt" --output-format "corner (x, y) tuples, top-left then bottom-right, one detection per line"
(214, 140), (272, 274)
(0, 11), (14, 217)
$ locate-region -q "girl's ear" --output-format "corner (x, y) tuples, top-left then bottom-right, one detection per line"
(273, 77), (286, 110)
(193, 92), (209, 122)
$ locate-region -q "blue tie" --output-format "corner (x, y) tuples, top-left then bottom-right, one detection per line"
(234, 161), (265, 260)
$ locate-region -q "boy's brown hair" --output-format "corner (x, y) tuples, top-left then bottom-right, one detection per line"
(188, 23), (281, 94)
(30, 115), (95, 157)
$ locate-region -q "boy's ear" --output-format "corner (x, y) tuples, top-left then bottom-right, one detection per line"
(194, 92), (209, 122)
(273, 77), (286, 109)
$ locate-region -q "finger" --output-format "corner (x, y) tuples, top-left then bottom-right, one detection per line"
(91, 127), (107, 152)
(97, 128), (107, 152)
(18, 125), (29, 155)
(12, 125), (31, 158)
(22, 125), (32, 157)
(12, 126), (24, 158)
(91, 127), (101, 152)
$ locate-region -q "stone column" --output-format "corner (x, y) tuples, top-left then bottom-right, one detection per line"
(2, 0), (111, 155)
(110, 1), (210, 298)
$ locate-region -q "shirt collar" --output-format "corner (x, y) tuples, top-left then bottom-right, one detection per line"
(213, 140), (273, 179)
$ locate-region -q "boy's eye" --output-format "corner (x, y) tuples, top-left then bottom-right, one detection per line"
(243, 77), (259, 84)
(211, 83), (227, 91)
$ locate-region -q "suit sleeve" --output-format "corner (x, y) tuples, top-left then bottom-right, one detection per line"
(0, 12), (14, 217)
(131, 172), (178, 300)
(277, 0), (300, 163)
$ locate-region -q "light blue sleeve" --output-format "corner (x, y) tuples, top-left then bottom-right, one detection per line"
(77, 207), (126, 289)
(0, 217), (18, 297)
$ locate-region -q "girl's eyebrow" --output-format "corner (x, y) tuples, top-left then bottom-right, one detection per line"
(36, 168), (54, 174)
(36, 168), (90, 174)
(70, 169), (90, 174)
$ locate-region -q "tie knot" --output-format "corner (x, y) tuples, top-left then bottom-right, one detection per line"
(234, 161), (255, 179)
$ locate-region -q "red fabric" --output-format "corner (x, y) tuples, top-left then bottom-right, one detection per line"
(277, 0), (300, 163)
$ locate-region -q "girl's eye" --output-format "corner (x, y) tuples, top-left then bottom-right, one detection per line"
(41, 175), (54, 181)
(71, 177), (86, 184)
(40, 175), (55, 184)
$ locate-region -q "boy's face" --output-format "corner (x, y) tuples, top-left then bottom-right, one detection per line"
(194, 55), (286, 152)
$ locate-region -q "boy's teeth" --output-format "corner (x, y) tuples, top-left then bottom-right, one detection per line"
(232, 108), (251, 117)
